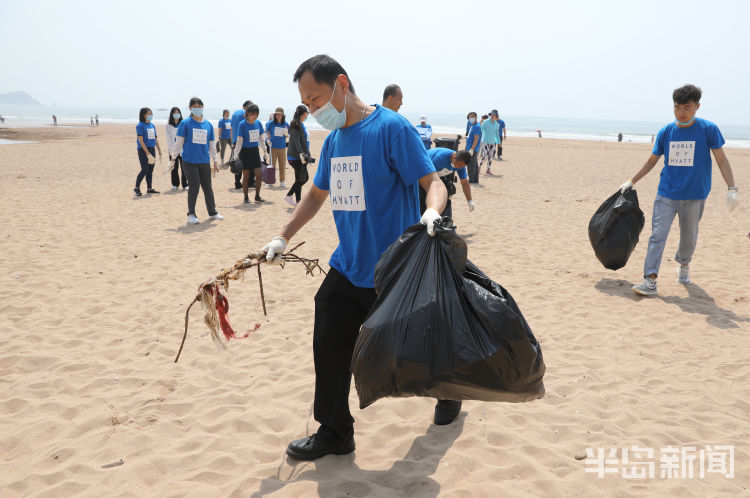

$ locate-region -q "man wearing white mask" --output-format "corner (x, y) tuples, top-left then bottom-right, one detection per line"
(415, 114), (433, 149)
(261, 54), (450, 461)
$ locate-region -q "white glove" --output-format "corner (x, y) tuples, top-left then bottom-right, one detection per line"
(467, 200), (475, 212)
(619, 180), (633, 193)
(420, 208), (441, 237)
(163, 160), (175, 175)
(726, 189), (739, 212)
(300, 153), (309, 163)
(261, 236), (288, 265)
(147, 154), (156, 165)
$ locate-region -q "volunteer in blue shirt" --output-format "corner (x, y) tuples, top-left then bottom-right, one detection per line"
(217, 109), (232, 165)
(260, 55), (449, 461)
(420, 148), (474, 219)
(267, 107), (290, 188)
(170, 97), (223, 225)
(415, 114), (432, 149)
(230, 100), (253, 190)
(134, 107), (163, 196)
(493, 111), (507, 160)
(235, 103), (268, 204)
(465, 111), (482, 184)
(619, 84), (739, 296)
(381, 84), (403, 112)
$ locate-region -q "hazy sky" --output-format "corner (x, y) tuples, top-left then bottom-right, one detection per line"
(2, 0), (748, 123)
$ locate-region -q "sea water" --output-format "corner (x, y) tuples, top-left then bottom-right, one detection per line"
(2, 104), (749, 148)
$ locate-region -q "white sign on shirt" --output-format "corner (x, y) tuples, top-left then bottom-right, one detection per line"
(273, 127), (286, 137)
(248, 129), (260, 143)
(330, 156), (366, 211)
(192, 128), (208, 145)
(668, 141), (695, 167)
(224, 122), (232, 129)
(147, 128), (155, 140)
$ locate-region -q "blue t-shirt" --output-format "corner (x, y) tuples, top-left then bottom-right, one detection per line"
(136, 122), (156, 149)
(465, 123), (482, 152)
(237, 119), (264, 148)
(428, 147), (468, 180)
(415, 123), (432, 149)
(313, 105), (436, 288)
(231, 109), (245, 142)
(497, 119), (506, 142)
(218, 118), (232, 139)
(176, 117), (216, 164)
(653, 117), (724, 200)
(267, 121), (289, 149)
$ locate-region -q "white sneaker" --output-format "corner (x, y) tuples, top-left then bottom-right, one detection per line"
(184, 186), (189, 191)
(187, 214), (199, 225)
(677, 265), (691, 284)
(280, 181), (287, 188)
(209, 213), (224, 220)
(632, 277), (657, 296)
(171, 186), (178, 192)
(284, 195), (297, 207)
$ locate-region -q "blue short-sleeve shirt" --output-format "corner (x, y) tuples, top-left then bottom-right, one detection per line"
(428, 147), (468, 180)
(237, 120), (264, 148)
(176, 117), (216, 164)
(136, 122), (156, 149)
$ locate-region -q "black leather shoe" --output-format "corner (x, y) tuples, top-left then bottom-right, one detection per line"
(286, 434), (355, 461)
(434, 400), (462, 425)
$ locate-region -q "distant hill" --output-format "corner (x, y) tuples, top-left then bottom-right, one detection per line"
(0, 91), (41, 105)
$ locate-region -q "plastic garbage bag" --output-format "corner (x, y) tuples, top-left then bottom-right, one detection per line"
(351, 221), (545, 409)
(588, 189), (645, 271)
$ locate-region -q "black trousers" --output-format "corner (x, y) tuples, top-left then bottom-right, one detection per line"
(183, 162), (217, 216)
(313, 268), (377, 443)
(286, 159), (309, 202)
(135, 147), (155, 189)
(170, 154), (187, 188)
(419, 185), (453, 219)
(467, 150), (479, 184)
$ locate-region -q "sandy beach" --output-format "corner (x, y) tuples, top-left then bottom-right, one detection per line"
(0, 124), (748, 497)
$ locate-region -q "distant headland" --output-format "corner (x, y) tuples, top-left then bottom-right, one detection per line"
(0, 91), (41, 105)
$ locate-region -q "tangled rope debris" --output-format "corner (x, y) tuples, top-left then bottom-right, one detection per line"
(174, 242), (325, 363)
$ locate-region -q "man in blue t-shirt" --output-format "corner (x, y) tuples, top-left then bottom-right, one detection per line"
(494, 113), (506, 160)
(619, 84), (739, 296)
(231, 100), (253, 189)
(260, 55), (449, 462)
(465, 111), (482, 183)
(415, 114), (432, 149)
(419, 148), (475, 219)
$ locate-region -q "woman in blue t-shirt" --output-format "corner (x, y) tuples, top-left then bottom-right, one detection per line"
(170, 97), (223, 225)
(267, 107), (290, 188)
(234, 103), (268, 203)
(134, 107), (163, 196)
(217, 109), (232, 165)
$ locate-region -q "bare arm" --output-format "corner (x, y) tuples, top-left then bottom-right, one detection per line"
(418, 172), (447, 213)
(279, 185), (329, 241)
(471, 136), (479, 150)
(155, 139), (162, 156)
(137, 136), (150, 155)
(711, 147), (736, 188)
(503, 128), (507, 141)
(630, 154), (662, 184)
(459, 177), (472, 201)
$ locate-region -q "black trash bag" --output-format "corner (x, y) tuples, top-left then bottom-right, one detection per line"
(351, 221), (545, 409)
(588, 189), (645, 270)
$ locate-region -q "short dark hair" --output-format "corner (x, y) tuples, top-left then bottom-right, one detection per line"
(168, 106), (182, 127)
(222, 109), (230, 117)
(673, 84), (702, 105)
(189, 97), (204, 108)
(138, 107), (152, 123)
(246, 104), (259, 116)
(455, 150), (472, 165)
(293, 54), (356, 94)
(242, 100), (253, 109)
(467, 112), (477, 118)
(383, 84), (401, 102)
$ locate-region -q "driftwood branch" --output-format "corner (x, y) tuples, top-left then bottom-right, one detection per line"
(174, 243), (325, 363)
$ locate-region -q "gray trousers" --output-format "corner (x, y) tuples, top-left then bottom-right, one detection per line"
(643, 194), (705, 278)
(183, 162), (217, 216)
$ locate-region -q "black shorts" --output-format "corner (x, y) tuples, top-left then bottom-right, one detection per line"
(239, 146), (261, 170)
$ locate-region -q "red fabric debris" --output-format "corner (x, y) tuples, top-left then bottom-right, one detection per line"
(207, 284), (252, 341)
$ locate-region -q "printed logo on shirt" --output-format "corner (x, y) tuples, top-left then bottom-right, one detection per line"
(330, 156), (366, 212)
(668, 141), (695, 167)
(273, 127), (286, 137)
(224, 122), (231, 129)
(146, 128), (155, 140)
(192, 128), (208, 145)
(248, 129), (260, 143)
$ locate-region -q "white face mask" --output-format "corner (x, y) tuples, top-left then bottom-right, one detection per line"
(312, 80), (347, 130)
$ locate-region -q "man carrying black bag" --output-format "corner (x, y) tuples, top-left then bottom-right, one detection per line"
(259, 55), (450, 461)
